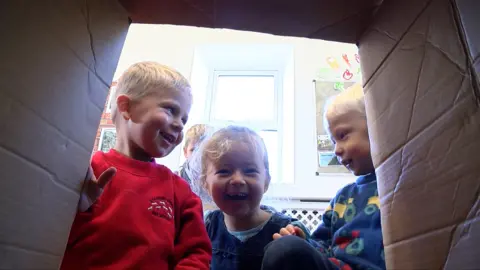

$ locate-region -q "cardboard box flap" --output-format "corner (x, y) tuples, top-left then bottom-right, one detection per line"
(0, 0), (129, 268)
(119, 0), (383, 43)
(360, 0), (480, 268)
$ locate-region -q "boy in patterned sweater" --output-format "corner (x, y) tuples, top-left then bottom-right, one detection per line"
(262, 84), (385, 270)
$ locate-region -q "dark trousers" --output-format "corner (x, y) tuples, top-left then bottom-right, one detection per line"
(261, 236), (338, 270)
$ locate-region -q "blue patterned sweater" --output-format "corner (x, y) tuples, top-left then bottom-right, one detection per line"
(308, 173), (386, 270)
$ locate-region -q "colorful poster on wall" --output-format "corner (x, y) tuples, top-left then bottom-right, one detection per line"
(317, 52), (362, 84)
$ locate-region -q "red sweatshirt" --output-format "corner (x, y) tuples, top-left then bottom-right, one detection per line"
(61, 150), (212, 270)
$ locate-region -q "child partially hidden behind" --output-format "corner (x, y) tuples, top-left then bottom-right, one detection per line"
(262, 84), (385, 270)
(189, 126), (309, 270)
(177, 124), (212, 185)
(61, 62), (211, 269)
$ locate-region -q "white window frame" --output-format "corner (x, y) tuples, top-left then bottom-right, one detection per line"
(205, 70), (284, 183)
(105, 84), (117, 114)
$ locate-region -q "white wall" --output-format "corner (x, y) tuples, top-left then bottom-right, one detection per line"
(113, 24), (359, 199)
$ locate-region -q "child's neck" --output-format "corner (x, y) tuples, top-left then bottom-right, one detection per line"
(114, 134), (152, 162)
(223, 208), (272, 232)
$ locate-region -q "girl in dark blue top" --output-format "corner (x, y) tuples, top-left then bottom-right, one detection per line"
(194, 126), (308, 270)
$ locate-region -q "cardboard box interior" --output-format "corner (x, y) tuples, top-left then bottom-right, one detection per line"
(1, 0), (478, 269)
(0, 1), (129, 269)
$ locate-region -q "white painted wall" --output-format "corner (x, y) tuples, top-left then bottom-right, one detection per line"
(113, 24), (359, 199)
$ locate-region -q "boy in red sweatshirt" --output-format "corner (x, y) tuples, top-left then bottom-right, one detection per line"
(61, 62), (212, 270)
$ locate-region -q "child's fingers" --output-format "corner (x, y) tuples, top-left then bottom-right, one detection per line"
(294, 226), (306, 239)
(273, 233), (282, 240)
(286, 224), (296, 234)
(279, 227), (292, 236)
(96, 167), (117, 188)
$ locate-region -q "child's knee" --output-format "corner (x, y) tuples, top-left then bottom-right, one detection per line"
(263, 236), (336, 270)
(265, 235), (308, 254)
(263, 236), (311, 266)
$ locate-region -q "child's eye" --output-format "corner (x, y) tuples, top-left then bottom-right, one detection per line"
(215, 169), (231, 176)
(337, 131), (348, 141)
(163, 106), (176, 114)
(244, 168), (259, 175)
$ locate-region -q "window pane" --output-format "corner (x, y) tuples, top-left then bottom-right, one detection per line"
(259, 131), (279, 183)
(213, 75), (275, 122)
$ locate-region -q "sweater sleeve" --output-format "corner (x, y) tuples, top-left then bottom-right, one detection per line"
(173, 182), (212, 270)
(308, 183), (355, 249)
(307, 195), (338, 249)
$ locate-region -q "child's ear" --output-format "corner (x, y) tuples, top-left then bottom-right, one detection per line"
(116, 95), (131, 120)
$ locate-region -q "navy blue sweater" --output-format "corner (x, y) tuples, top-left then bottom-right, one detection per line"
(309, 173), (386, 270)
(205, 210), (307, 270)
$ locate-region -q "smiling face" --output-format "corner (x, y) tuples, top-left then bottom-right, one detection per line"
(204, 140), (269, 218)
(326, 110), (374, 176)
(121, 87), (192, 161)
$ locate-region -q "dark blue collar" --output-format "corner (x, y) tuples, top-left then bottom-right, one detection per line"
(356, 172), (376, 185)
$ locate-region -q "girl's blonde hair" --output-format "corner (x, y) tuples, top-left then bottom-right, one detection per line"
(111, 61), (191, 123)
(323, 83), (365, 132)
(187, 126), (270, 201)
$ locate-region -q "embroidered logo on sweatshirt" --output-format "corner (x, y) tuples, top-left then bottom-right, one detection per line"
(148, 197), (174, 220)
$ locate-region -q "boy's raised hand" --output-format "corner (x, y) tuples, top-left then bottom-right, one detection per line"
(273, 224), (306, 240)
(78, 166), (116, 212)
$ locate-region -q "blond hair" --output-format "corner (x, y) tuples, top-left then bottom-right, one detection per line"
(187, 126), (270, 198)
(324, 83), (365, 132)
(184, 124), (212, 150)
(111, 61), (191, 123)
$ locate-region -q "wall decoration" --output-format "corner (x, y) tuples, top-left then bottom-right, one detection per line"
(342, 53), (351, 67)
(333, 82), (344, 91)
(314, 80), (354, 173)
(320, 52), (362, 83)
(342, 69), (354, 80)
(326, 56), (340, 70)
(355, 53), (360, 63)
(98, 128), (116, 153)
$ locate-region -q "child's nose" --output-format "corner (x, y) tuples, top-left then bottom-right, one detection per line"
(171, 117), (184, 131)
(334, 144), (344, 157)
(230, 171), (246, 185)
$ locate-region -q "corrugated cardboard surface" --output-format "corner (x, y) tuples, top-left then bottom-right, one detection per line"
(119, 0), (383, 44)
(0, 0), (477, 268)
(360, 0), (480, 268)
(0, 1), (129, 268)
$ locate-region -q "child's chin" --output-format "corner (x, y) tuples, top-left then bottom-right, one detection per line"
(353, 168), (373, 176)
(151, 147), (173, 158)
(352, 170), (361, 176)
(223, 206), (250, 217)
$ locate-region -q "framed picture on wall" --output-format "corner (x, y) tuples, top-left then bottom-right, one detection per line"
(314, 80), (353, 174)
(98, 128), (116, 153)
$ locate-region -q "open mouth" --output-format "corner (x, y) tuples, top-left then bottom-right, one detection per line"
(342, 159), (353, 169)
(224, 193), (248, 201)
(160, 132), (176, 144)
